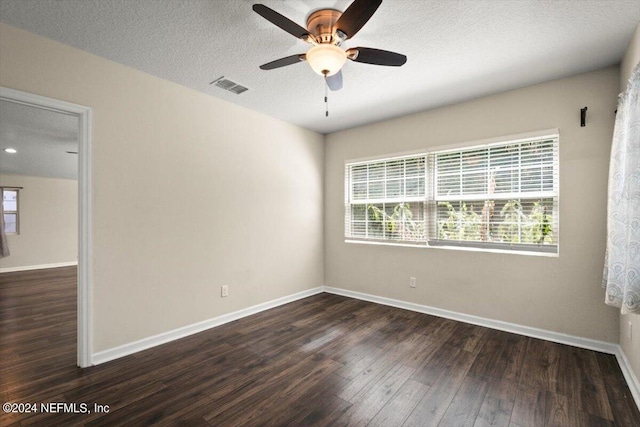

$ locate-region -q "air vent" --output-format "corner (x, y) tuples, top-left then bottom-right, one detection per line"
(228, 85), (249, 95)
(210, 76), (249, 95)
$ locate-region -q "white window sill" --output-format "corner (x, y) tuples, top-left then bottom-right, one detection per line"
(344, 239), (559, 257)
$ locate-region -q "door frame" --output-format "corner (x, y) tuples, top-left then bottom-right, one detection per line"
(1, 86), (93, 367)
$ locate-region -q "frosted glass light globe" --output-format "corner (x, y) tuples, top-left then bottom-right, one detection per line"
(306, 44), (347, 76)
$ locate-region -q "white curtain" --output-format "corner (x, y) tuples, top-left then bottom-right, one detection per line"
(604, 64), (640, 314)
(0, 197), (9, 257)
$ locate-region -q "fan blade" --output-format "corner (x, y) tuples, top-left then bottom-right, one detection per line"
(346, 47), (407, 66)
(327, 70), (343, 91)
(253, 4), (312, 41)
(259, 54), (306, 70)
(334, 0), (382, 39)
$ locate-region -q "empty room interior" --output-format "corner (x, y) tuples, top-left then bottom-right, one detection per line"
(1, 0), (640, 425)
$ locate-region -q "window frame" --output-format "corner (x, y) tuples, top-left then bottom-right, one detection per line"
(345, 151), (428, 244)
(344, 129), (559, 256)
(2, 187), (20, 235)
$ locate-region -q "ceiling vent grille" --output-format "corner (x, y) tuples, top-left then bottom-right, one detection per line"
(210, 76), (249, 95)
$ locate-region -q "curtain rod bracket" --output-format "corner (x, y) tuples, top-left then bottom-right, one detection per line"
(580, 106), (587, 127)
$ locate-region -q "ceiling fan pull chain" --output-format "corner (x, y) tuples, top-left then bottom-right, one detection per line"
(324, 74), (329, 117)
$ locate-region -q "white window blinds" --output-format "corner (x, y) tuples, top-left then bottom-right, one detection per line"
(345, 155), (427, 243)
(431, 135), (559, 252)
(344, 132), (559, 254)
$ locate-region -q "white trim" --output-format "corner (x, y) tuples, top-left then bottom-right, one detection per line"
(0, 261), (78, 273)
(615, 346), (640, 410)
(0, 87), (93, 368)
(77, 99), (93, 369)
(323, 286), (618, 354)
(344, 239), (559, 257)
(92, 287), (324, 365)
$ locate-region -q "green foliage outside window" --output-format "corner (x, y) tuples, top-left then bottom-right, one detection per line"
(367, 202), (425, 241)
(437, 200), (553, 245)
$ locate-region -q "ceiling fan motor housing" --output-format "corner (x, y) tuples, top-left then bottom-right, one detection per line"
(306, 9), (343, 44)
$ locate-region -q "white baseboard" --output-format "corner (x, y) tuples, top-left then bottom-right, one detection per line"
(324, 286), (618, 354)
(0, 261), (78, 273)
(615, 346), (640, 410)
(92, 287), (324, 365)
(324, 286), (640, 410)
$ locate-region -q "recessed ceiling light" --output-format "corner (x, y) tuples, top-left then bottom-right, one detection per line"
(4, 148), (17, 154)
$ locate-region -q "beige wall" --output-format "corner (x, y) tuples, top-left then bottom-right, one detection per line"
(325, 67), (620, 343)
(620, 23), (640, 91)
(0, 174), (77, 270)
(619, 23), (640, 387)
(0, 23), (324, 352)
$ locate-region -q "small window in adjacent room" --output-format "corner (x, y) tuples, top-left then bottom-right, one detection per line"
(2, 188), (19, 234)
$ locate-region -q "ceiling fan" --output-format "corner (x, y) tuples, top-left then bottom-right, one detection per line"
(253, 0), (407, 92)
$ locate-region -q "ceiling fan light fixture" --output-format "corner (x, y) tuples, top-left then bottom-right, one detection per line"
(306, 44), (347, 76)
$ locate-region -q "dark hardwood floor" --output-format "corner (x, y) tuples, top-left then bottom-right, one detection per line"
(1, 267), (639, 426)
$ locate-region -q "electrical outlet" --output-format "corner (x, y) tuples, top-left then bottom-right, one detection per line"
(629, 321), (633, 341)
(409, 277), (416, 288)
(221, 285), (229, 298)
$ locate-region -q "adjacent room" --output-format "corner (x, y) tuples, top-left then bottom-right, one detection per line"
(1, 0), (639, 425)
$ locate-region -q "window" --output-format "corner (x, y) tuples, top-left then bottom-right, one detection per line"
(345, 155), (427, 242)
(345, 132), (559, 254)
(2, 188), (19, 234)
(431, 135), (558, 253)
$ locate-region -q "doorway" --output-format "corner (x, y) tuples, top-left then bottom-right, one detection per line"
(0, 87), (92, 367)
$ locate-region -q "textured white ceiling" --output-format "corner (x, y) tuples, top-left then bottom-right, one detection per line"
(0, 0), (639, 134)
(0, 100), (78, 180)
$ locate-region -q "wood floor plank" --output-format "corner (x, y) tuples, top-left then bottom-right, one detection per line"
(403, 348), (477, 426)
(572, 348), (614, 421)
(337, 349), (399, 403)
(595, 351), (640, 426)
(1, 267), (639, 426)
(206, 355), (343, 426)
(545, 391), (579, 427)
(257, 373), (351, 426)
(578, 412), (616, 427)
(473, 394), (514, 427)
(410, 341), (460, 386)
(439, 375), (490, 427)
(552, 344), (581, 401)
(518, 338), (558, 393)
(292, 395), (352, 427)
(367, 379), (429, 427)
(510, 389), (547, 427)
(501, 333), (528, 384)
(335, 362), (414, 425)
